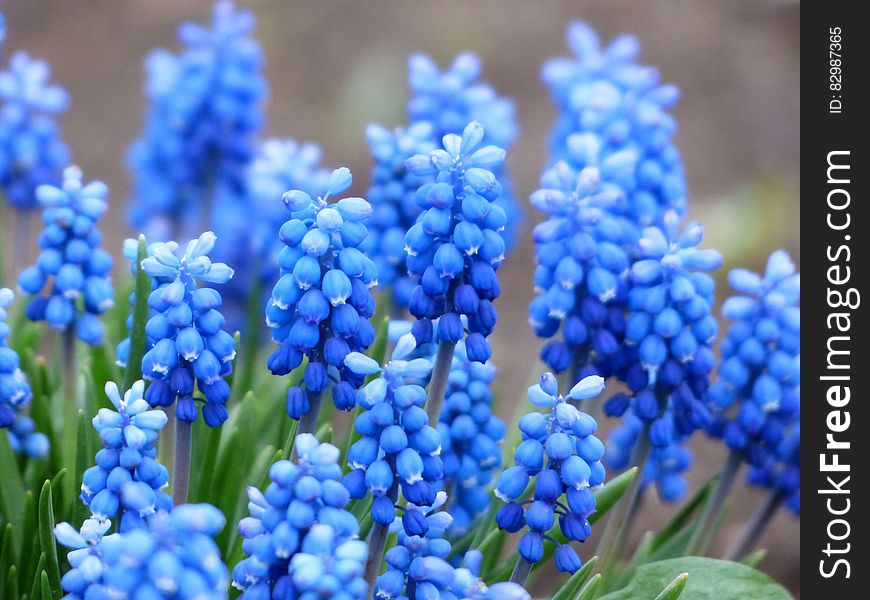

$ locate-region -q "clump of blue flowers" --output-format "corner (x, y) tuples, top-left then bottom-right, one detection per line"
(0, 50), (70, 210)
(232, 433), (368, 599)
(439, 339), (505, 533)
(1, 287), (48, 457)
(55, 504), (229, 599)
(528, 146), (631, 379)
(127, 232), (236, 426)
(18, 166), (114, 345)
(496, 374), (606, 578)
(266, 167), (377, 427)
(542, 22), (686, 236)
(127, 0), (266, 238)
(81, 380), (172, 531)
(404, 121), (506, 363)
(708, 250), (800, 464)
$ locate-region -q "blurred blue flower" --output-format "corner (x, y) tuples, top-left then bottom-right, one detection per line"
(407, 53), (522, 250)
(542, 22), (686, 240)
(266, 167), (378, 420)
(747, 423), (799, 515)
(495, 373), (606, 573)
(404, 121), (507, 362)
(119, 232), (236, 426)
(233, 433), (368, 599)
(342, 335), (442, 525)
(127, 0), (266, 239)
(438, 340), (505, 533)
(56, 504), (229, 599)
(1, 287), (48, 457)
(81, 380), (172, 531)
(0, 51), (70, 210)
(18, 166), (113, 345)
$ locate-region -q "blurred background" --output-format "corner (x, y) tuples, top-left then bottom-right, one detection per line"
(6, 0), (800, 595)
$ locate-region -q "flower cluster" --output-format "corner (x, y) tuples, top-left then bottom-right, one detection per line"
(232, 434), (368, 599)
(406, 53), (521, 250)
(377, 496), (530, 600)
(126, 232), (236, 426)
(404, 121), (506, 361)
(266, 167), (378, 419)
(365, 122), (437, 308)
(55, 504), (229, 599)
(542, 22), (686, 236)
(81, 380), (172, 531)
(342, 336), (443, 525)
(1, 287), (48, 457)
(127, 0), (266, 237)
(747, 423), (800, 515)
(18, 166), (114, 344)
(0, 50), (70, 210)
(601, 212), (720, 498)
(496, 374), (606, 573)
(708, 251), (800, 461)
(528, 144), (632, 379)
(439, 340), (505, 533)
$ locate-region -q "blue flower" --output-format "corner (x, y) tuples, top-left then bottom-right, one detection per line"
(127, 0), (266, 238)
(747, 423), (799, 515)
(528, 152), (632, 380)
(438, 340), (505, 533)
(0, 51), (70, 210)
(232, 434), (368, 599)
(124, 232), (236, 426)
(82, 380), (172, 530)
(495, 374), (606, 573)
(18, 166), (114, 345)
(406, 53), (522, 250)
(542, 22), (686, 236)
(365, 122), (437, 308)
(342, 336), (442, 525)
(404, 121), (507, 361)
(266, 167), (378, 420)
(56, 504), (229, 599)
(707, 251), (799, 495)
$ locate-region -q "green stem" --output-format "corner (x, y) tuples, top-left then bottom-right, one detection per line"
(426, 339), (456, 427)
(172, 419), (193, 505)
(723, 490), (783, 561)
(686, 449), (742, 556)
(597, 424), (651, 576)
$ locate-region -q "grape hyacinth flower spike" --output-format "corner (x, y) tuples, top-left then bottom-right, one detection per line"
(18, 166), (114, 346)
(1, 287), (48, 457)
(127, 0), (266, 240)
(496, 373), (606, 585)
(56, 504), (229, 599)
(134, 231), (235, 504)
(405, 120), (507, 425)
(266, 166), (377, 436)
(82, 380), (172, 531)
(0, 50), (70, 211)
(341, 333), (442, 588)
(232, 433), (368, 599)
(689, 250), (799, 553)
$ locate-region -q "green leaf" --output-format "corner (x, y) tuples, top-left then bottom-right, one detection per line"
(123, 235), (151, 390)
(551, 556), (599, 600)
(0, 435), (25, 549)
(740, 549), (766, 569)
(477, 529), (508, 577)
(644, 479), (713, 558)
(39, 571), (52, 600)
(590, 468), (637, 525)
(18, 492), (37, 591)
(0, 524), (11, 598)
(598, 557), (793, 600)
(5, 564), (18, 600)
(37, 481), (61, 598)
(28, 553), (45, 600)
(192, 423), (223, 503)
(576, 573), (602, 600)
(654, 572), (689, 600)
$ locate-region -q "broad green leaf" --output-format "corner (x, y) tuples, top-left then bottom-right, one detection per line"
(0, 435), (24, 549)
(576, 573), (602, 600)
(598, 557), (793, 600)
(37, 481), (61, 598)
(123, 235), (150, 390)
(551, 556), (599, 600)
(654, 572), (689, 600)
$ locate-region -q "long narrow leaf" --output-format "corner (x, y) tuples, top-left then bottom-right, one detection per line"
(576, 573), (602, 600)
(0, 435), (25, 549)
(653, 572), (689, 600)
(37, 481), (61, 598)
(123, 235), (150, 390)
(551, 556), (599, 600)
